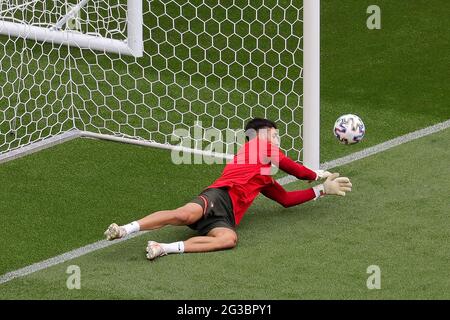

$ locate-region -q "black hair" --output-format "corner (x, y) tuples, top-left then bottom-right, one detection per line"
(244, 118), (277, 141)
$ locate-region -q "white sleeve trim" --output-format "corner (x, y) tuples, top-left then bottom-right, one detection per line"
(312, 184), (325, 200)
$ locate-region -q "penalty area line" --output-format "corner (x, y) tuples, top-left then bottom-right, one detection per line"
(1, 119), (449, 285)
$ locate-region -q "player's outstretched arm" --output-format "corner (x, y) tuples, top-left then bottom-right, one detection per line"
(262, 173), (352, 208)
(277, 155), (331, 182)
(264, 141), (331, 181)
(261, 180), (317, 208)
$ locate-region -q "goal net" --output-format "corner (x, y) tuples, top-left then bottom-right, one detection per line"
(0, 0), (319, 166)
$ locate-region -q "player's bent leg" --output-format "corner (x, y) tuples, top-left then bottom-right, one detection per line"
(104, 203), (203, 241)
(138, 203), (203, 229)
(183, 227), (238, 253)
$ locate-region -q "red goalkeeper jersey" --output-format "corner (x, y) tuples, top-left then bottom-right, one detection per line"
(208, 138), (318, 225)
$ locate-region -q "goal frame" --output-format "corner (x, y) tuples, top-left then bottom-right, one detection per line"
(303, 0), (320, 169)
(0, 0), (143, 57)
(0, 0), (320, 169)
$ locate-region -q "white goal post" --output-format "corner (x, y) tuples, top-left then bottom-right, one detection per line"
(0, 0), (320, 168)
(0, 0), (143, 56)
(303, 0), (320, 169)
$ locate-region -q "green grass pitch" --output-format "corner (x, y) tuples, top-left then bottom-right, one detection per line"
(0, 0), (449, 299)
(0, 127), (449, 299)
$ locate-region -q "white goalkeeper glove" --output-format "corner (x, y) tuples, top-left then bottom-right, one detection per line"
(314, 169), (333, 181)
(313, 173), (352, 197)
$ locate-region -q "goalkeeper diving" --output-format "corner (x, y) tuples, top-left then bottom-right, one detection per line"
(104, 118), (352, 260)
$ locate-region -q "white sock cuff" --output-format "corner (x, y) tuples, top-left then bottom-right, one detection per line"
(123, 221), (140, 235)
(178, 241), (185, 253)
(161, 241), (185, 254)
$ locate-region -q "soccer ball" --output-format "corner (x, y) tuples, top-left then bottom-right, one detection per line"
(333, 114), (365, 144)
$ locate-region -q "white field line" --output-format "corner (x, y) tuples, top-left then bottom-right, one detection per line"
(1, 119), (449, 285)
(0, 231), (148, 285)
(277, 119), (450, 185)
(0, 130), (81, 164)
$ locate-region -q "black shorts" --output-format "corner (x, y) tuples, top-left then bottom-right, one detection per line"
(188, 187), (235, 236)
